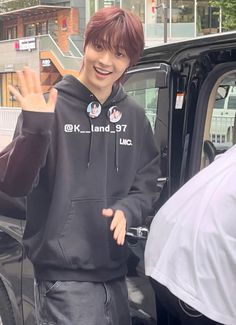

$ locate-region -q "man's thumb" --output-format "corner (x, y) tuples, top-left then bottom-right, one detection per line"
(48, 88), (58, 109)
(102, 208), (114, 217)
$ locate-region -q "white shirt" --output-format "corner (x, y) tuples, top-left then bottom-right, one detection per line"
(145, 145), (236, 325)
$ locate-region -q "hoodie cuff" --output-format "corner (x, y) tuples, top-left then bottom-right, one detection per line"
(22, 111), (54, 134)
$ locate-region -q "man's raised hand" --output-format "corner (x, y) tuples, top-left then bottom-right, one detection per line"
(8, 66), (57, 113)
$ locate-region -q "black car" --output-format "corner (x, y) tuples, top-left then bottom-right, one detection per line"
(1, 31), (236, 325)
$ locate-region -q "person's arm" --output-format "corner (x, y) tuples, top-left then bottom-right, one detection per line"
(103, 119), (160, 245)
(0, 67), (57, 197)
(0, 111), (53, 197)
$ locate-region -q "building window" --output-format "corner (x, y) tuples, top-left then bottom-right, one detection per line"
(87, 0), (95, 19)
(98, 0), (120, 8)
(24, 23), (36, 37)
(155, 1), (170, 24)
(36, 21), (47, 35)
(197, 0), (219, 36)
(171, 0), (195, 38)
(1, 72), (19, 108)
(87, 0), (120, 20)
(6, 26), (17, 39)
(24, 21), (48, 37)
(122, 0), (145, 23)
(145, 0), (170, 42)
(172, 0), (194, 23)
(48, 18), (59, 43)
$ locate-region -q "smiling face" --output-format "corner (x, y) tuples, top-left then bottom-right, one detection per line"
(79, 7), (144, 103)
(78, 42), (130, 103)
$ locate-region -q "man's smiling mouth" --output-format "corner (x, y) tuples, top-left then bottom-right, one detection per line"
(94, 67), (112, 75)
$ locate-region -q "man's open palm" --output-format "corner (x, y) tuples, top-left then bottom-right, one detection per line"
(8, 66), (57, 112)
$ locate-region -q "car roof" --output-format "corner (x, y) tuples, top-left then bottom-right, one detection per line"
(139, 31), (236, 65)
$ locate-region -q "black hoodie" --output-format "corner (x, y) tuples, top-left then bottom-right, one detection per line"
(0, 75), (160, 282)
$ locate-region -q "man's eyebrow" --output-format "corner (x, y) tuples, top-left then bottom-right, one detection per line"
(114, 45), (126, 51)
(93, 38), (126, 52)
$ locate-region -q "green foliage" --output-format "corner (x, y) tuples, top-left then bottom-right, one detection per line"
(0, 0), (39, 13)
(210, 0), (236, 30)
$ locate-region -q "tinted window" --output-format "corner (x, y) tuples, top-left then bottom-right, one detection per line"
(123, 70), (159, 130)
(209, 77), (236, 154)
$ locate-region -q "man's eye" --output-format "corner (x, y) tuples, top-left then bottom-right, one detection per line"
(94, 44), (103, 51)
(116, 51), (125, 58)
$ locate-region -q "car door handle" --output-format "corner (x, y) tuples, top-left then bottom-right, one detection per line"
(126, 226), (149, 239)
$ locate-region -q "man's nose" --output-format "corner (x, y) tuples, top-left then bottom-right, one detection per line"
(98, 51), (113, 66)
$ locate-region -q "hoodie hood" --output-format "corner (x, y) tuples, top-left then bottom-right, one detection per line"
(55, 74), (127, 108)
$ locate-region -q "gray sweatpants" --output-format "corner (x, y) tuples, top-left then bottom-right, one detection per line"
(34, 277), (131, 325)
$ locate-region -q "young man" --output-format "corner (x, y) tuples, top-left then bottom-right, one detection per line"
(145, 145), (236, 325)
(0, 7), (160, 325)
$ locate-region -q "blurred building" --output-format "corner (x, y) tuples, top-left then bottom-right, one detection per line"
(88, 0), (222, 46)
(0, 0), (83, 108)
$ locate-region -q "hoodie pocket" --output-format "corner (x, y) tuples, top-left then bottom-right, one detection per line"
(58, 197), (126, 269)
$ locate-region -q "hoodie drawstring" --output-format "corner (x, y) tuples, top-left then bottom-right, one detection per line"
(87, 119), (120, 172)
(115, 127), (119, 172)
(87, 118), (93, 168)
(87, 121), (119, 172)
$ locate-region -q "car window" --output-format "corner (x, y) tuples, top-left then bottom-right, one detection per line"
(214, 98), (225, 109)
(210, 83), (236, 150)
(202, 72), (236, 168)
(123, 69), (159, 130)
(228, 95), (236, 110)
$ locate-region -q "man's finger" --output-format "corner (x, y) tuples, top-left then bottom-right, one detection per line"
(23, 66), (34, 93)
(33, 69), (42, 94)
(110, 210), (124, 231)
(117, 229), (126, 245)
(16, 70), (28, 96)
(47, 88), (58, 110)
(113, 219), (126, 240)
(8, 85), (23, 103)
